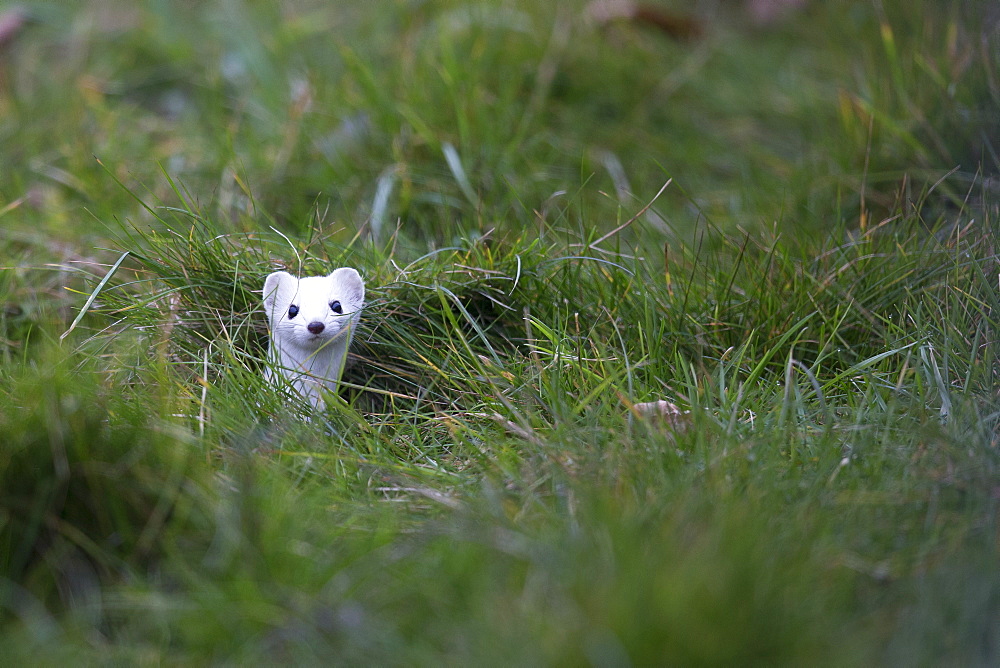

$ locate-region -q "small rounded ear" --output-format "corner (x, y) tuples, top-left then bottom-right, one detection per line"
(263, 271), (294, 311)
(330, 267), (365, 304)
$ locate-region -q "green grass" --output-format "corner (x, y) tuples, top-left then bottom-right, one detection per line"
(1, 0), (998, 663)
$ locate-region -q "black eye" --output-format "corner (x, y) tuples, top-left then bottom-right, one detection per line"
(288, 304), (299, 318)
(330, 301), (342, 314)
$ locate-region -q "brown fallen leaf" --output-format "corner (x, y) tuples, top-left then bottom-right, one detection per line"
(586, 1), (703, 40)
(0, 7), (29, 51)
(630, 399), (692, 434)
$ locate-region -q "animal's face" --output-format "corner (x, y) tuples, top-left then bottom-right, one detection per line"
(263, 268), (365, 349)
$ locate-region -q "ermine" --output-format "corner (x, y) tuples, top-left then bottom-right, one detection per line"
(262, 267), (365, 409)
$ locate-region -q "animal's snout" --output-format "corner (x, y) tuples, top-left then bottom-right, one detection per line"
(307, 321), (325, 335)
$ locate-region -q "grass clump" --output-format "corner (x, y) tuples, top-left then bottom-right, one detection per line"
(0, 350), (210, 627)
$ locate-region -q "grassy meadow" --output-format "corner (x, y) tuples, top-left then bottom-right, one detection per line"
(1, 0), (998, 663)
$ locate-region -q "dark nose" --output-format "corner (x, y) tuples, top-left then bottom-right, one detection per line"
(307, 321), (325, 335)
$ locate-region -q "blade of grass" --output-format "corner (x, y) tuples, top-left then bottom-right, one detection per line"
(60, 251), (130, 341)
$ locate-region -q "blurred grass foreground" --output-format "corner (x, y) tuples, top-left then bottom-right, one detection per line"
(1, 0), (998, 663)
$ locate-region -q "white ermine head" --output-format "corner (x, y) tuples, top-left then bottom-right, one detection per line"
(263, 268), (365, 350)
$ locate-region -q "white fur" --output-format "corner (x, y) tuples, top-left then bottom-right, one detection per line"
(262, 268), (365, 409)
